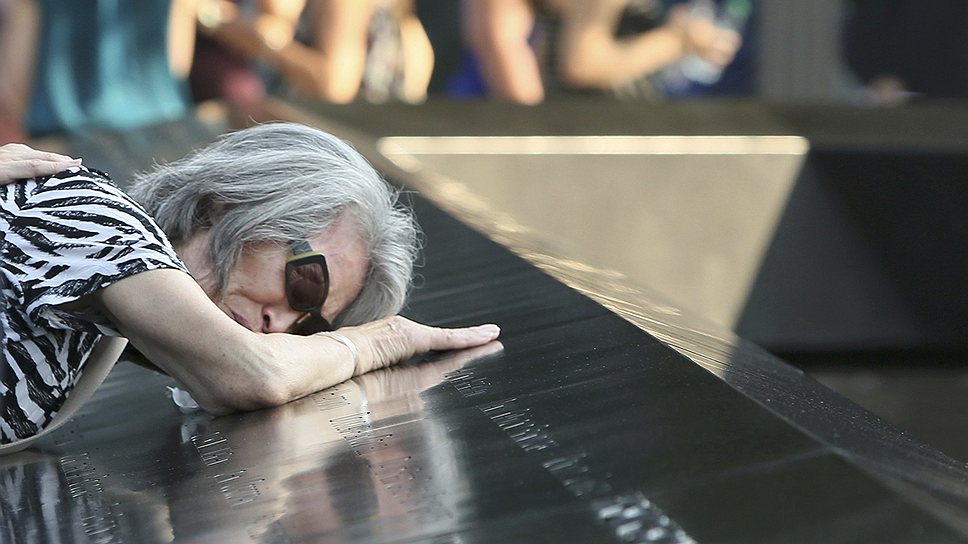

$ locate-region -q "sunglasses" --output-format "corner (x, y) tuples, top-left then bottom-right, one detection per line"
(286, 239), (332, 335)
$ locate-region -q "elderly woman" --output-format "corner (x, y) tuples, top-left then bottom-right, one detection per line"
(0, 123), (499, 451)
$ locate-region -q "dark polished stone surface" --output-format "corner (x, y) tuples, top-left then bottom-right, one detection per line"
(3, 182), (968, 542)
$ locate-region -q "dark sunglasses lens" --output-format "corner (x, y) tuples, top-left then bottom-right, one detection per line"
(291, 314), (332, 336)
(287, 262), (327, 311)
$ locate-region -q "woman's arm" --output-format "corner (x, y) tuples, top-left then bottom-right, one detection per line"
(92, 268), (499, 415)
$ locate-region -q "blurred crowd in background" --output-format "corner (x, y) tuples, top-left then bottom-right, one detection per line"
(0, 0), (965, 143)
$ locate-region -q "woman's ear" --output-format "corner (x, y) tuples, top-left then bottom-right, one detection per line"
(200, 199), (228, 226)
(209, 201), (226, 222)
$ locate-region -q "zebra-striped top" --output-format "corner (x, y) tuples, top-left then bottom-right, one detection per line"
(0, 167), (187, 444)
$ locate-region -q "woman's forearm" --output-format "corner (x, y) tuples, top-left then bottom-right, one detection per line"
(92, 269), (291, 413)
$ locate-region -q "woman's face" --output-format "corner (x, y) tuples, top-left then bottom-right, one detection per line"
(175, 217), (370, 333)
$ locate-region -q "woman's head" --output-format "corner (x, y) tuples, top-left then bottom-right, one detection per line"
(128, 122), (419, 328)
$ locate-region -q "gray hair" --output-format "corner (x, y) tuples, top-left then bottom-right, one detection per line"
(128, 122), (419, 327)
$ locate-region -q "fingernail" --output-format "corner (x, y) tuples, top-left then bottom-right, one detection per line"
(479, 324), (500, 335)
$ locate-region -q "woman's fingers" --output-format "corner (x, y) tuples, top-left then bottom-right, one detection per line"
(428, 324), (501, 352)
(0, 143), (74, 162)
(341, 316), (501, 375)
(0, 158), (82, 181)
(0, 143), (82, 183)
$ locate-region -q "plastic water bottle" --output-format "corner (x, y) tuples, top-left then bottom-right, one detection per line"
(664, 0), (751, 89)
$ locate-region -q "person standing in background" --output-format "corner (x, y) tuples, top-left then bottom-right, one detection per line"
(1, 0), (199, 138)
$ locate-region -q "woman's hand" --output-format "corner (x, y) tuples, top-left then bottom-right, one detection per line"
(335, 316), (502, 377)
(0, 143), (81, 183)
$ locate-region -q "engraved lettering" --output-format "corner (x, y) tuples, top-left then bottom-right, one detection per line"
(59, 453), (121, 543)
(191, 431), (235, 466)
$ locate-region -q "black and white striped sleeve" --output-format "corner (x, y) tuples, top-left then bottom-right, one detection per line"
(2, 167), (189, 336)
